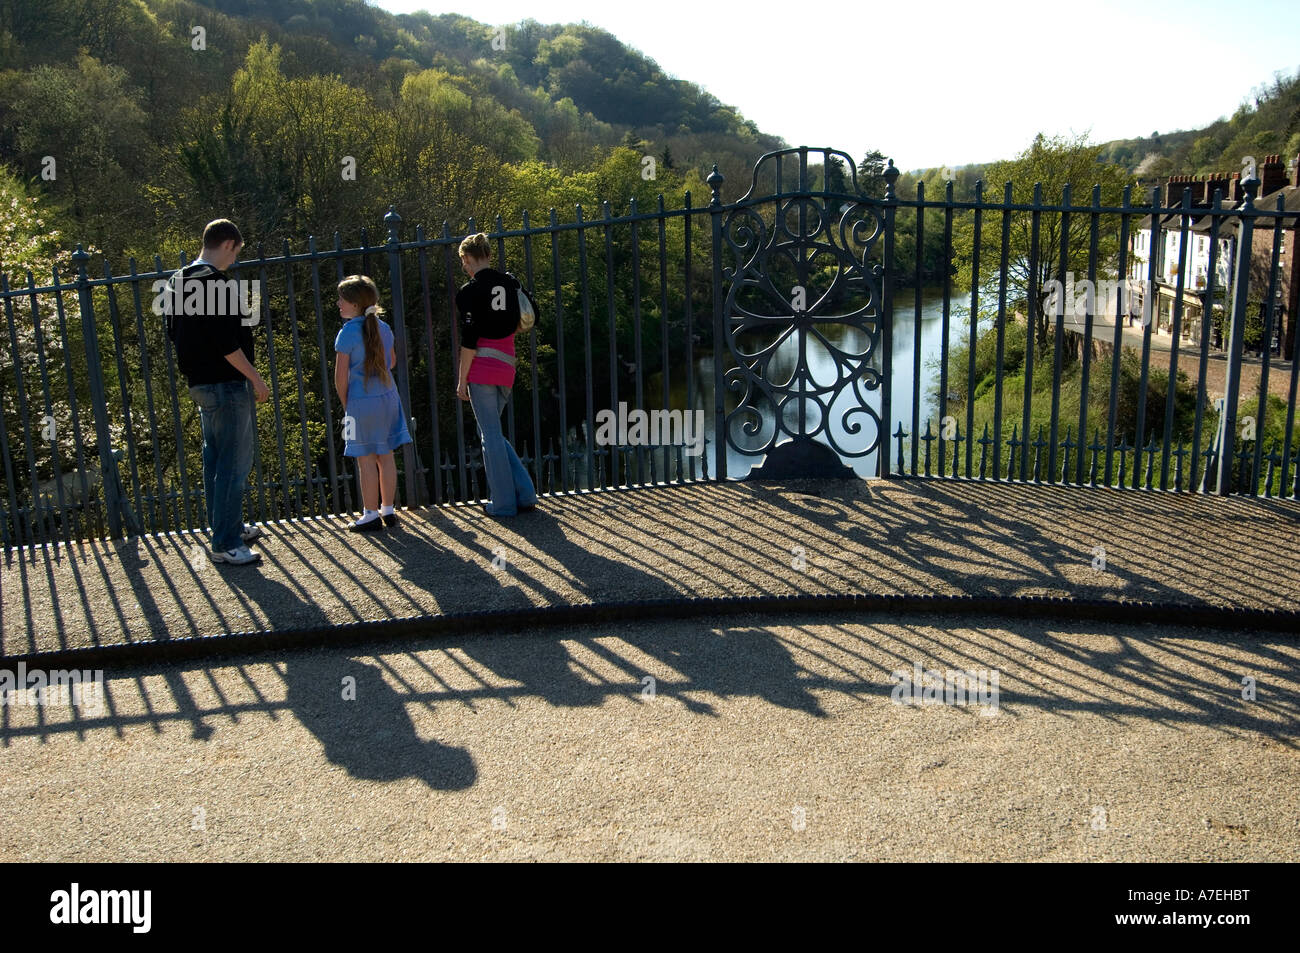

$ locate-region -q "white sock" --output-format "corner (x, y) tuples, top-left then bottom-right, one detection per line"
(380, 504), (395, 516)
(353, 509), (380, 525)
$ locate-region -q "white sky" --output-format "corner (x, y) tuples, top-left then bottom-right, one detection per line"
(374, 0), (1300, 172)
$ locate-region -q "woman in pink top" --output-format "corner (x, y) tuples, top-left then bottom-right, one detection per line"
(454, 233), (538, 516)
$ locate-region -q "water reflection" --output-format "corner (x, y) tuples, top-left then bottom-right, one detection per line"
(574, 288), (996, 482)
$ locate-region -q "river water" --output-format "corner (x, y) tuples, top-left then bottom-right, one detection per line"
(691, 287), (990, 477)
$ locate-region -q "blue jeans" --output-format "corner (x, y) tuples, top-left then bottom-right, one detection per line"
(188, 379), (255, 551)
(468, 382), (536, 516)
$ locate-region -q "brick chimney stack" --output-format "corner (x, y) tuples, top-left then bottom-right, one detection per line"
(1166, 174), (1202, 207)
(1290, 154), (1299, 188)
(1260, 154), (1286, 196)
(1204, 170), (1232, 203)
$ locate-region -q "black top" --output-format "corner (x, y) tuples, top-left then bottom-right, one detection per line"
(166, 261), (256, 386)
(455, 268), (521, 348)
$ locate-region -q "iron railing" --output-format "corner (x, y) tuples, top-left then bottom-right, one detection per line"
(2, 146), (1297, 551)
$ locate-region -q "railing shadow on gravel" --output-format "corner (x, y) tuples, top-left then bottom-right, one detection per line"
(2, 612), (1297, 793)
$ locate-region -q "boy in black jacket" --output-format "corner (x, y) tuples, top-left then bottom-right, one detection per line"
(165, 219), (270, 565)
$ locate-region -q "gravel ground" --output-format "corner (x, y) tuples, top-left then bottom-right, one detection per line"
(1, 611), (1296, 862)
(3, 479), (1298, 659)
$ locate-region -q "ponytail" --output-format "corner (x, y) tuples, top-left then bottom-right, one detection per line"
(361, 305), (391, 386)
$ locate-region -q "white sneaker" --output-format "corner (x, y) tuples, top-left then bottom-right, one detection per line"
(240, 523), (265, 543)
(211, 544), (262, 566)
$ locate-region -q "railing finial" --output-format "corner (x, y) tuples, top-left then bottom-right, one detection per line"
(707, 164), (724, 206)
(1240, 171), (1260, 209)
(883, 158), (899, 200)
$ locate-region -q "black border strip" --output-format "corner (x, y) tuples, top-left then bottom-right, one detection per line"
(3, 592), (1297, 672)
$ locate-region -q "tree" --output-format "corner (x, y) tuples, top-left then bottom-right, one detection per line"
(0, 53), (150, 245)
(857, 149), (889, 199)
(951, 132), (1135, 364)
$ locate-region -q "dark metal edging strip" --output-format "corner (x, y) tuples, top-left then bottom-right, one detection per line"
(3, 593), (1297, 673)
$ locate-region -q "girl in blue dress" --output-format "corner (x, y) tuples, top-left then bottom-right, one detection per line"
(333, 275), (412, 531)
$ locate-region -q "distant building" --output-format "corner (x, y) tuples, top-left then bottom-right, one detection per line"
(1129, 155), (1300, 356)
(1247, 154), (1300, 358)
(1128, 171), (1241, 348)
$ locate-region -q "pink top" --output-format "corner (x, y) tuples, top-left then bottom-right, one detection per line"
(467, 332), (516, 387)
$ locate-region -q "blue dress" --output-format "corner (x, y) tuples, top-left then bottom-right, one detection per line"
(334, 317), (412, 457)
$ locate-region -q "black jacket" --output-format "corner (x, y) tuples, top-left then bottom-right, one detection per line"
(165, 261), (256, 386)
(456, 268), (521, 347)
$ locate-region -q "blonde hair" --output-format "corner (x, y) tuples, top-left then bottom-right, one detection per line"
(338, 275), (392, 387)
(458, 232), (491, 262)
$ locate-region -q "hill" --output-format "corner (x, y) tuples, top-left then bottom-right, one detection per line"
(1096, 68), (1300, 184)
(0, 0), (784, 259)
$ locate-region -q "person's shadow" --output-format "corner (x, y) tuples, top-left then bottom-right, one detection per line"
(455, 506), (826, 717)
(223, 573), (475, 790)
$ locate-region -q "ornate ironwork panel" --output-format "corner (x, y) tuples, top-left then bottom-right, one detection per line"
(717, 147), (887, 478)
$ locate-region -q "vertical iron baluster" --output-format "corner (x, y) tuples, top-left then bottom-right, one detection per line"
(684, 192), (696, 482)
(1106, 186), (1132, 487)
(630, 198), (645, 485)
(1251, 198), (1286, 496)
(0, 282), (22, 547)
(8, 274), (51, 544)
(27, 272), (70, 545)
(384, 208), (422, 507)
(549, 210), (570, 493)
(1049, 185), (1070, 486)
(308, 237), (343, 516)
(522, 212), (541, 494)
(280, 242), (312, 518)
(53, 266), (93, 540)
(158, 254), (194, 532)
(576, 204), (596, 491)
(415, 232), (442, 506)
(333, 232), (355, 514)
(658, 195), (671, 486)
(1192, 193), (1223, 493)
(128, 259), (166, 531)
(442, 227), (468, 502)
(603, 200), (618, 489)
(1076, 186), (1100, 486)
(1161, 191), (1193, 490)
(1021, 183), (1042, 483)
(939, 180), (955, 479)
(75, 249), (137, 537)
(708, 166), (727, 482)
(881, 160), (899, 478)
(1217, 174), (1260, 494)
(965, 180), (982, 479)
(911, 182), (925, 476)
(103, 262), (144, 531)
(254, 248), (286, 522)
(1135, 187), (1162, 489)
(992, 181), (1012, 481)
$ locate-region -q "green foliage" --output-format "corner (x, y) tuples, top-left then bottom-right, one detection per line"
(950, 133), (1134, 365)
